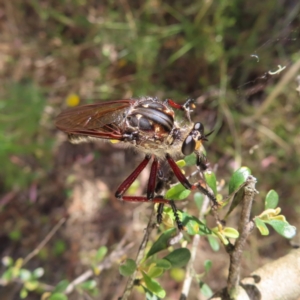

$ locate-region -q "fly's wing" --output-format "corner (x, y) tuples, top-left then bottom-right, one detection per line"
(55, 100), (134, 140)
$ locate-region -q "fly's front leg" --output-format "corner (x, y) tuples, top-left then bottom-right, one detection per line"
(166, 153), (219, 208)
(166, 98), (195, 123)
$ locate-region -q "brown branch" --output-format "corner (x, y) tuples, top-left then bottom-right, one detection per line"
(226, 176), (258, 299)
(65, 237), (134, 294)
(23, 217), (67, 266)
(211, 248), (300, 300)
(120, 206), (156, 300)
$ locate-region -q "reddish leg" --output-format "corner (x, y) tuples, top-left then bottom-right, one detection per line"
(115, 154), (183, 230)
(166, 153), (218, 207)
(115, 154), (151, 198)
(147, 157), (159, 200)
(166, 98), (195, 122)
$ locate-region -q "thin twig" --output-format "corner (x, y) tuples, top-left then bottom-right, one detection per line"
(65, 237), (134, 294)
(226, 176), (258, 298)
(120, 206), (156, 300)
(180, 195), (210, 300)
(22, 217), (67, 266)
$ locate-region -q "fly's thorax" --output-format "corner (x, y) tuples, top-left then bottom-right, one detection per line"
(128, 121), (194, 159)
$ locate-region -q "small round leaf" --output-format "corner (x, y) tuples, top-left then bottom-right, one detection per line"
(119, 259), (136, 276)
(223, 227), (239, 239)
(181, 212), (211, 236)
(163, 248), (191, 268)
(53, 280), (70, 293)
(265, 190), (279, 209)
(184, 153), (197, 166)
(207, 235), (220, 251)
(155, 259), (172, 270)
(79, 280), (97, 291)
(95, 246), (107, 262)
(142, 272), (166, 298)
(204, 260), (212, 274)
(200, 281), (213, 297)
(204, 171), (217, 195)
(228, 167), (251, 194)
(254, 218), (269, 236)
(165, 183), (191, 201)
(265, 220), (296, 239)
(146, 228), (177, 258)
(49, 293), (68, 300)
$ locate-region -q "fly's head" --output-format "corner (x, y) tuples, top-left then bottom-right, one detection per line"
(181, 122), (211, 156)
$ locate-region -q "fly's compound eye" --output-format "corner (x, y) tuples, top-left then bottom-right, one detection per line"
(181, 134), (196, 155)
(194, 122), (204, 135)
(181, 122), (206, 156)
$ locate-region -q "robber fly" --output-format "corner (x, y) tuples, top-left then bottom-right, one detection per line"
(56, 97), (217, 230)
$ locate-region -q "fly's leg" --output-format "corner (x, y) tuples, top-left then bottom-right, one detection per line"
(115, 154), (152, 199)
(166, 98), (195, 123)
(166, 153), (219, 208)
(115, 155), (184, 230)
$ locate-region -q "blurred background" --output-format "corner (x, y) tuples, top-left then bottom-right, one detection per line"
(1, 0), (300, 299)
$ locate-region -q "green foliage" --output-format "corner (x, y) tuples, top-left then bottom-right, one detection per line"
(204, 171), (217, 195)
(228, 167), (251, 195)
(1, 257), (45, 298)
(146, 228), (177, 258)
(265, 190), (279, 209)
(254, 190), (296, 239)
(0, 82), (52, 189)
(165, 183), (191, 201)
(119, 259), (137, 277)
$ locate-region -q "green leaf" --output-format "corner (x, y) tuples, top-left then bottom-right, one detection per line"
(1, 269), (13, 282)
(228, 167), (251, 194)
(147, 266), (164, 278)
(163, 248), (191, 268)
(155, 259), (172, 270)
(176, 159), (186, 168)
(53, 240), (67, 256)
(264, 220), (296, 238)
(223, 227), (239, 239)
(265, 190), (279, 209)
(200, 281), (213, 297)
(53, 280), (70, 293)
(204, 260), (212, 274)
(143, 286), (160, 300)
(19, 269), (32, 281)
(254, 218), (269, 235)
(2, 256), (13, 267)
(226, 189), (245, 218)
(146, 228), (177, 258)
(33, 267), (44, 279)
(142, 271), (166, 298)
(24, 280), (39, 291)
(95, 246), (108, 262)
(181, 212), (211, 236)
(20, 287), (28, 299)
(119, 259), (136, 276)
(194, 192), (204, 210)
(204, 172), (217, 195)
(49, 293), (68, 300)
(165, 183), (191, 200)
(184, 153), (197, 166)
(207, 235), (220, 251)
(79, 279), (97, 290)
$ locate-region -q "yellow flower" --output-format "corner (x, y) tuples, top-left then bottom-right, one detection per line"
(66, 93), (80, 107)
